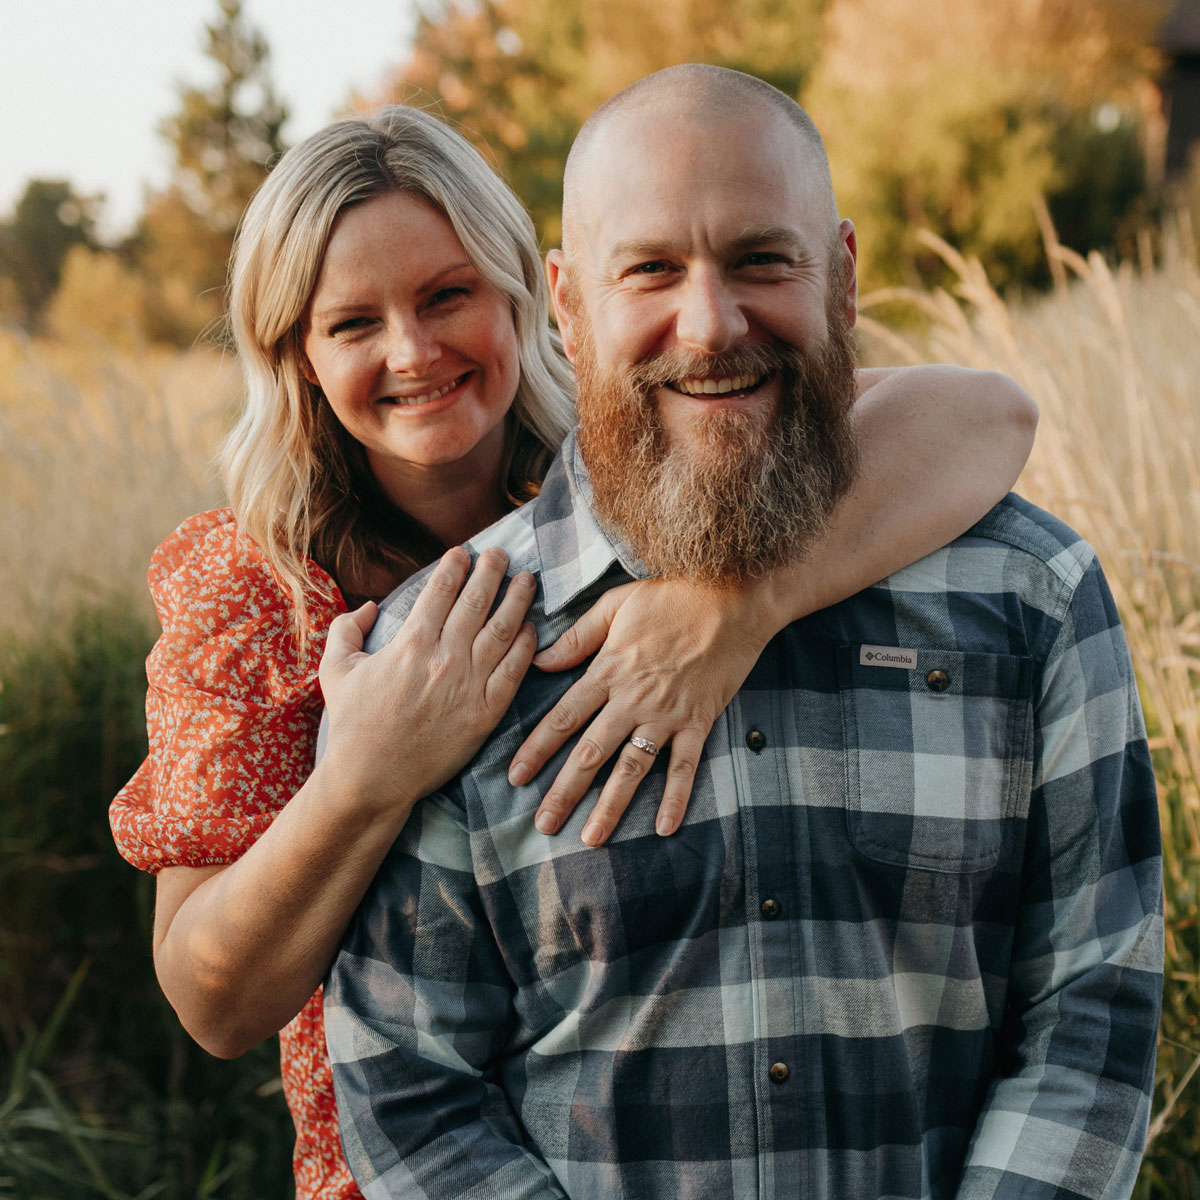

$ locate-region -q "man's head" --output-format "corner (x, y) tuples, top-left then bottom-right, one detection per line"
(548, 64), (860, 583)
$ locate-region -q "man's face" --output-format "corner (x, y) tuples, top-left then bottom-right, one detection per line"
(549, 105), (860, 581)
(550, 106), (858, 458)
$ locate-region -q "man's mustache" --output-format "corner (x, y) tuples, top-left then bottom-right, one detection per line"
(627, 342), (799, 392)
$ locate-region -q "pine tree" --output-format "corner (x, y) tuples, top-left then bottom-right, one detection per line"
(136, 0), (287, 341)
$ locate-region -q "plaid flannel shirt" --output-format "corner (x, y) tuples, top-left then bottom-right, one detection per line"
(326, 433), (1162, 1200)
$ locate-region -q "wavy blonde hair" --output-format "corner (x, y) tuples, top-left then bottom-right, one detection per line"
(221, 105), (574, 640)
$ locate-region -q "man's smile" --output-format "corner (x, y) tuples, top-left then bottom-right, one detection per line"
(669, 371), (769, 396)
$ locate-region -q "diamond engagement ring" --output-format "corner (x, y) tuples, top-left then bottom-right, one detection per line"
(629, 735), (660, 757)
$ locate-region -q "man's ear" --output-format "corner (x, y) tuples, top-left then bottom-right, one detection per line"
(545, 249), (577, 362)
(838, 218), (859, 330)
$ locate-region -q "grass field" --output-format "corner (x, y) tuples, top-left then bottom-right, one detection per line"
(1, 229), (1197, 1194)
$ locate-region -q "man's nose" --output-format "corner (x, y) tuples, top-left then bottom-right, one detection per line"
(384, 317), (440, 375)
(674, 268), (749, 355)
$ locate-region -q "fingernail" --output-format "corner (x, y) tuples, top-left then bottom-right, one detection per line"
(656, 815), (675, 836)
(535, 810), (557, 835)
(581, 822), (603, 847)
(532, 649), (554, 667)
(510, 762), (532, 785)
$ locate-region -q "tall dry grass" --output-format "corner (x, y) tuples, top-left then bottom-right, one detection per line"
(0, 328), (236, 637)
(0, 233), (1197, 1191)
(860, 222), (1200, 1196)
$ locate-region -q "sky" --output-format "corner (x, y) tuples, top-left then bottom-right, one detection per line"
(3, 0), (418, 240)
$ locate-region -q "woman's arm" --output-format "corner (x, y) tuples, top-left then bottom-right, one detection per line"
(152, 547), (536, 1058)
(510, 364), (1037, 845)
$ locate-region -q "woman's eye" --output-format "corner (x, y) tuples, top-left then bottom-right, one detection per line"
(329, 316), (372, 335)
(429, 286), (470, 306)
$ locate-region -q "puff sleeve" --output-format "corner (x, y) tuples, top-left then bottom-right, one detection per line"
(109, 510), (347, 873)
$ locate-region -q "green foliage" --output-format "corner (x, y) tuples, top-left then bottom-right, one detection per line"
(134, 0), (288, 343)
(0, 181), (98, 333)
(385, 0), (828, 244)
(0, 599), (293, 1199)
(805, 0), (1164, 290)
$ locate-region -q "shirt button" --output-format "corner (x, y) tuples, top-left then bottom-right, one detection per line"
(760, 898), (782, 919)
(746, 729), (767, 752)
(769, 1062), (790, 1084)
(926, 669), (950, 692)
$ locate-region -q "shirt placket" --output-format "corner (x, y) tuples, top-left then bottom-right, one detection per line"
(730, 646), (805, 1199)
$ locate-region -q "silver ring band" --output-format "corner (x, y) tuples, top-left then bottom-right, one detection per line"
(629, 735), (660, 757)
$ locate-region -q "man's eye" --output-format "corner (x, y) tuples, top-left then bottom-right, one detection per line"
(740, 252), (787, 267)
(632, 261), (668, 275)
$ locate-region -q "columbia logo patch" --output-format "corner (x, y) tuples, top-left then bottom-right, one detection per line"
(859, 645), (918, 669)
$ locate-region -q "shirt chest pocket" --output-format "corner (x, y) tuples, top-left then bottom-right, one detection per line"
(837, 645), (1033, 873)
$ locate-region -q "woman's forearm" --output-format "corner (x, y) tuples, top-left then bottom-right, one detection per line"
(153, 760), (410, 1058)
(760, 364), (1037, 621)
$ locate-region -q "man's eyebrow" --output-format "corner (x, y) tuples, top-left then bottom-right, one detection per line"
(604, 227), (809, 263)
(605, 238), (675, 263)
(730, 226), (806, 253)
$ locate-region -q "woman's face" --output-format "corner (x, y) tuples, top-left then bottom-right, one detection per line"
(301, 190), (521, 505)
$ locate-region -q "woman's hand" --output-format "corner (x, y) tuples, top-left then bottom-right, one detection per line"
(152, 546), (537, 1060)
(319, 545), (538, 815)
(508, 577), (771, 847)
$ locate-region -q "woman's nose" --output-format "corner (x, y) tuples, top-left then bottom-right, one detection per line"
(384, 318), (440, 375)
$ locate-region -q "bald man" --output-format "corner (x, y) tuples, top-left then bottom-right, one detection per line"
(327, 66), (1161, 1200)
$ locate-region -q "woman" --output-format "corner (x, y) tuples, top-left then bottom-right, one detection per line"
(110, 105), (1036, 1199)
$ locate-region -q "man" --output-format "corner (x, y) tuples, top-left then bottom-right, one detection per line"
(326, 65), (1162, 1199)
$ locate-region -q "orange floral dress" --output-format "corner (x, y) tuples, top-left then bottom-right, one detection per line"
(109, 509), (361, 1200)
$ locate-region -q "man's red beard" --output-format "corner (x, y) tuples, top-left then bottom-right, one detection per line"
(573, 293), (859, 585)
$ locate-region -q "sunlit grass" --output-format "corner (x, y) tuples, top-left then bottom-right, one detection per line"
(0, 329), (235, 636)
(861, 221), (1200, 1197)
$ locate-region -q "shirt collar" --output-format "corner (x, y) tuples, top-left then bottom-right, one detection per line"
(534, 431), (652, 615)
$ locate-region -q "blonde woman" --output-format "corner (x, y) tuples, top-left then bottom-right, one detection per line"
(110, 105), (1036, 1199)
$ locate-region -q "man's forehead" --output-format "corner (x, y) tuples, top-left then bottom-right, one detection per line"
(572, 110), (833, 260)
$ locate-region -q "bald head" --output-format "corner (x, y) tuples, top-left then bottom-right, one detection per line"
(562, 64), (836, 256)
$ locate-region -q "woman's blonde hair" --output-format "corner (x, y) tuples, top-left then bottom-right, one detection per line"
(221, 105), (575, 638)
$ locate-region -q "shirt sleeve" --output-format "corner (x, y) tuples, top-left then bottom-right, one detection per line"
(108, 510), (345, 874)
(956, 553), (1163, 1199)
(325, 797), (567, 1200)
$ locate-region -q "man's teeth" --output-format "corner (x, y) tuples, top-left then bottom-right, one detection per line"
(389, 378), (459, 406)
(675, 373), (759, 396)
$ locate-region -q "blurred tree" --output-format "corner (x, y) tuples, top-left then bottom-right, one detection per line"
(804, 0), (1166, 290)
(376, 0), (828, 245)
(47, 246), (157, 351)
(135, 0), (287, 342)
(0, 180), (98, 332)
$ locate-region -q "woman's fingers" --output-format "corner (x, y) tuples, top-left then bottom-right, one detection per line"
(653, 728), (707, 838)
(484, 621), (538, 713)
(572, 728), (666, 847)
(532, 718), (709, 847)
(441, 547), (512, 640)
(532, 583), (637, 671)
(318, 602), (378, 693)
(530, 713), (658, 842)
(472, 572), (537, 671)
(404, 546), (473, 633)
(509, 673), (610, 787)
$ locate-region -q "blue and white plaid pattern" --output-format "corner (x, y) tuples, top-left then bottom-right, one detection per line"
(326, 434), (1162, 1200)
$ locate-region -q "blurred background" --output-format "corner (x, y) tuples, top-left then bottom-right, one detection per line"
(1, 0), (1197, 1196)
